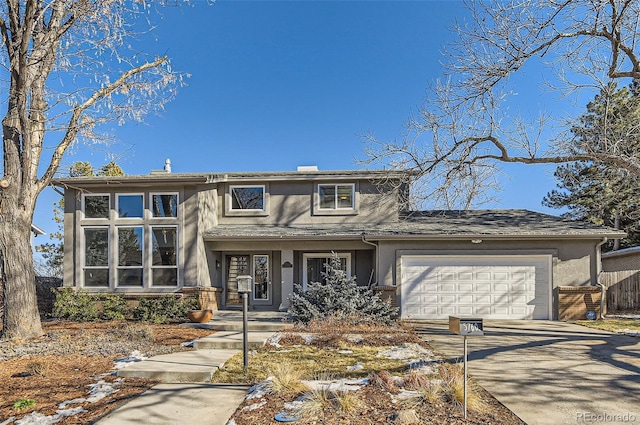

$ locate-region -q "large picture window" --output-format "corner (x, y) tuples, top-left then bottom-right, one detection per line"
(80, 191), (180, 289)
(318, 184), (354, 210)
(151, 226), (178, 286)
(84, 227), (109, 287)
(230, 186), (265, 211)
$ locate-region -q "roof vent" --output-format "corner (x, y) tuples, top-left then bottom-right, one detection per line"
(297, 165), (319, 172)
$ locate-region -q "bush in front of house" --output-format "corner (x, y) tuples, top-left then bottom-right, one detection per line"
(53, 289), (197, 323)
(288, 254), (398, 325)
(132, 295), (198, 324)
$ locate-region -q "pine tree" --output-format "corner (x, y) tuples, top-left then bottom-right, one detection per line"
(288, 254), (398, 325)
(543, 82), (640, 250)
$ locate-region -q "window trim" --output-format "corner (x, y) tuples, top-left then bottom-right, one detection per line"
(225, 184), (269, 216)
(149, 192), (179, 219)
(314, 183), (357, 215)
(82, 193), (111, 220)
(302, 253), (351, 291)
(116, 225), (144, 287)
(116, 193), (145, 219)
(82, 226), (110, 288)
(150, 225), (179, 287)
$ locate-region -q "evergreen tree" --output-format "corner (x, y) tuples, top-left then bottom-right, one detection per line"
(543, 82), (640, 250)
(288, 254), (398, 325)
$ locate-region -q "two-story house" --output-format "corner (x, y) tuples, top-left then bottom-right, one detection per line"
(53, 166), (624, 320)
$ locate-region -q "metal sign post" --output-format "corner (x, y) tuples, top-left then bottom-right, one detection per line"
(449, 316), (484, 420)
(237, 275), (253, 372)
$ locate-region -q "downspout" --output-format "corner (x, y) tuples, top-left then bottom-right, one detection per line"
(361, 233), (378, 288)
(595, 237), (608, 320)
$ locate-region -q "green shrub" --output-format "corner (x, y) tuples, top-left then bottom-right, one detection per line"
(100, 293), (129, 320)
(132, 295), (197, 324)
(288, 254), (398, 325)
(13, 398), (36, 411)
(53, 289), (100, 321)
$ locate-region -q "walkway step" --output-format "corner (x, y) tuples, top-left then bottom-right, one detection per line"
(194, 331), (276, 350)
(117, 349), (238, 383)
(185, 320), (293, 332)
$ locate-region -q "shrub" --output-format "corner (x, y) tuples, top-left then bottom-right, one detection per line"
(53, 289), (100, 321)
(53, 289), (130, 321)
(132, 295), (197, 324)
(100, 293), (129, 320)
(288, 254), (398, 325)
(13, 398), (36, 411)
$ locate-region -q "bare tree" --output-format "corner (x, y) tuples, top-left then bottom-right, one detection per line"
(362, 0), (640, 209)
(0, 1), (188, 339)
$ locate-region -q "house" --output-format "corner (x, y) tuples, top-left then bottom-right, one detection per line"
(53, 166), (624, 320)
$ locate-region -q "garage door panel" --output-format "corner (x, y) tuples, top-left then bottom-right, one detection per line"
(401, 255), (550, 320)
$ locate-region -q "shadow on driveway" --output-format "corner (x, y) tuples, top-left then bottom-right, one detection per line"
(411, 321), (640, 425)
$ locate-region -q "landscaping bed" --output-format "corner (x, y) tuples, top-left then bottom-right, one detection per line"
(221, 319), (525, 425)
(0, 320), (213, 424)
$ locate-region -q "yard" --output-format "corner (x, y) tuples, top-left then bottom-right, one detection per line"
(0, 318), (524, 424)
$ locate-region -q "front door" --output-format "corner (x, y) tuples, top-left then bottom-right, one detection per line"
(225, 254), (272, 307)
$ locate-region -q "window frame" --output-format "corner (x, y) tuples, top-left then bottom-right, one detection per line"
(314, 183), (357, 215)
(82, 193), (111, 220)
(116, 225), (144, 287)
(82, 226), (110, 288)
(150, 225), (179, 287)
(149, 192), (179, 219)
(302, 252), (351, 291)
(116, 193), (144, 219)
(225, 184), (269, 216)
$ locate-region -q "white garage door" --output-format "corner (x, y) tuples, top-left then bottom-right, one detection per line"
(401, 255), (551, 320)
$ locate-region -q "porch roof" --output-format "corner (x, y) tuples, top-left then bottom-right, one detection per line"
(203, 210), (625, 241)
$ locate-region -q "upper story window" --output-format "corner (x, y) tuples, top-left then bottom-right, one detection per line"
(117, 194), (144, 218)
(83, 194), (110, 219)
(151, 193), (178, 218)
(318, 184), (355, 210)
(230, 185), (265, 211)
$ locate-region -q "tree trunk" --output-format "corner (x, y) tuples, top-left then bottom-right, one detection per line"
(0, 209), (43, 340)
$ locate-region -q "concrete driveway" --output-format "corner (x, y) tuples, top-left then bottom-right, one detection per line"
(412, 321), (640, 425)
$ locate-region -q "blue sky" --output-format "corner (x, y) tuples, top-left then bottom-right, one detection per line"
(34, 0), (577, 240)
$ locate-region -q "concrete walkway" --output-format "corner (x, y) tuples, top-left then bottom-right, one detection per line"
(412, 320), (640, 425)
(95, 311), (289, 425)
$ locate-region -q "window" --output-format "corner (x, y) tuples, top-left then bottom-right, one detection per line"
(151, 193), (178, 218)
(83, 195), (110, 219)
(84, 227), (109, 287)
(117, 194), (143, 218)
(302, 253), (351, 290)
(230, 186), (264, 210)
(80, 191), (181, 289)
(117, 227), (143, 287)
(151, 226), (178, 286)
(318, 184), (354, 210)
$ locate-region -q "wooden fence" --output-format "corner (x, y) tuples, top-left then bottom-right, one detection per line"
(600, 271), (640, 312)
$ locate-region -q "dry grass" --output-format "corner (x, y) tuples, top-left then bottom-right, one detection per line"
(574, 318), (640, 332)
(296, 387), (363, 418)
(264, 362), (310, 396)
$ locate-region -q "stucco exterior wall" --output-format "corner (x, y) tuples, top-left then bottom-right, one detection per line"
(216, 179), (400, 226)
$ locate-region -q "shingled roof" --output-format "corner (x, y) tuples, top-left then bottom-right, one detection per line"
(203, 209), (625, 241)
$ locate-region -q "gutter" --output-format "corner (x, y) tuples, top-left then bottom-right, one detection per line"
(595, 237), (608, 320)
(361, 233), (379, 287)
